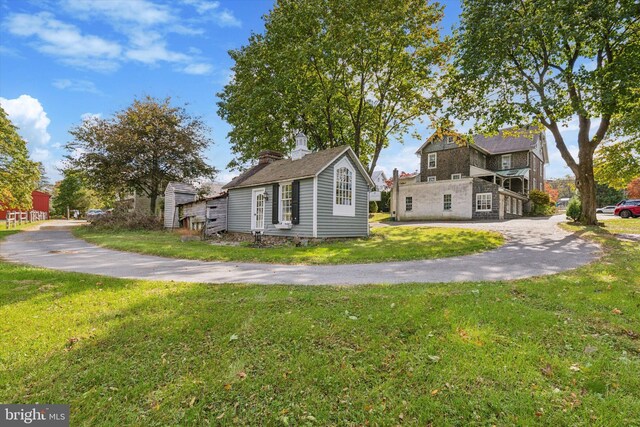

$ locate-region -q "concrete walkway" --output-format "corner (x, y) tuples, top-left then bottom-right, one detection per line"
(0, 217), (601, 285)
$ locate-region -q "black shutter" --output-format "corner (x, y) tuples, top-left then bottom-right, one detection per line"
(292, 180), (300, 224)
(272, 183), (279, 224)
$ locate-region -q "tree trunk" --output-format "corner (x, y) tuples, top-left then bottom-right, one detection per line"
(575, 151), (598, 225)
(149, 190), (158, 215)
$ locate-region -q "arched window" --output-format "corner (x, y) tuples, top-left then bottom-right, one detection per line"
(333, 158), (356, 216)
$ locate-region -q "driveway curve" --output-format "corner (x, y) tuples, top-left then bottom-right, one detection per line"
(0, 217), (600, 285)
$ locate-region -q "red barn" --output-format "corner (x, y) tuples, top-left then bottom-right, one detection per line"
(0, 190), (51, 220)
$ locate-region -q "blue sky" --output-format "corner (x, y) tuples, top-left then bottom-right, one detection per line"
(1, 0), (581, 184)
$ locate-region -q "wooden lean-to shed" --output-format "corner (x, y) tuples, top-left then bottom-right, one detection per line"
(178, 193), (228, 235)
(163, 182), (197, 229)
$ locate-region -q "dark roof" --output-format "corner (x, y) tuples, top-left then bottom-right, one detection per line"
(473, 127), (542, 155)
(222, 145), (352, 190)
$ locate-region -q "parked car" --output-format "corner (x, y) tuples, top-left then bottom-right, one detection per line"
(596, 205), (617, 214)
(614, 200), (640, 218)
(86, 209), (105, 221)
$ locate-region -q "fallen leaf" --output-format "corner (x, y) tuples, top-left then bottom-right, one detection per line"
(224, 383), (232, 390)
(569, 364), (581, 372)
(583, 345), (597, 354)
(229, 334), (239, 342)
(431, 389), (439, 396)
(238, 371), (247, 379)
(428, 355), (440, 363)
(348, 315), (358, 320)
(189, 396), (196, 407)
(612, 308), (622, 315)
(216, 412), (225, 420)
(541, 363), (553, 377)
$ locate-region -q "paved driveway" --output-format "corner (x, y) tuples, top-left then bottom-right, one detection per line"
(0, 216), (600, 285)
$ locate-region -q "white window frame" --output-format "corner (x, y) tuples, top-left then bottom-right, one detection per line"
(251, 188), (266, 230)
(333, 157), (356, 217)
(443, 194), (452, 211)
(501, 154), (512, 170)
(451, 173), (462, 180)
(476, 193), (492, 212)
(405, 196), (413, 211)
(427, 176), (436, 182)
(506, 196), (511, 214)
(279, 182), (293, 224)
(427, 152), (437, 169)
(512, 197), (517, 214)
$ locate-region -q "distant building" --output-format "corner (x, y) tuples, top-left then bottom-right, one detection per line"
(0, 190), (51, 220)
(371, 170), (389, 191)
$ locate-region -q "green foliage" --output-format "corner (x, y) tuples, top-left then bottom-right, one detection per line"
(595, 182), (625, 207)
(447, 0), (640, 224)
(546, 176), (576, 199)
(379, 191), (391, 212)
(2, 226), (640, 425)
(52, 171), (102, 216)
(0, 106), (40, 210)
(217, 0), (449, 172)
(67, 96), (216, 213)
(74, 226), (504, 265)
(594, 139), (640, 189)
(368, 200), (378, 214)
(529, 189), (555, 216)
(566, 197), (582, 222)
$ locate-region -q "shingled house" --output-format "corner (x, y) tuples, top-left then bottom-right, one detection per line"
(222, 133), (375, 238)
(391, 127), (548, 220)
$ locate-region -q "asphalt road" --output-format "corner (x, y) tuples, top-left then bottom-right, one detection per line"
(0, 216), (601, 285)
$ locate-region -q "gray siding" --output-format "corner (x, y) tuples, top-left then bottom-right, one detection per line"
(227, 178), (314, 237)
(316, 153), (369, 237)
(227, 187), (254, 233)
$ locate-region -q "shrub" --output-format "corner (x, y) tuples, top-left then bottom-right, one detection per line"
(369, 200), (379, 213)
(566, 197), (582, 222)
(380, 191), (391, 212)
(89, 209), (163, 231)
(528, 189), (555, 216)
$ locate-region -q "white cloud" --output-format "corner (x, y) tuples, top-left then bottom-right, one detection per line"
(80, 112), (102, 122)
(5, 12), (122, 71)
(62, 0), (172, 26)
(0, 95), (51, 146)
(182, 63), (213, 75)
(53, 78), (101, 94)
(376, 145), (421, 177)
(184, 0), (242, 27)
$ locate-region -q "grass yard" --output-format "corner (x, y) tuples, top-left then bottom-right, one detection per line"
(368, 212), (391, 223)
(73, 225), (503, 264)
(1, 223), (639, 425)
(602, 218), (640, 234)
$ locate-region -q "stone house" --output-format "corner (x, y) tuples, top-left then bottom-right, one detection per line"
(222, 133), (375, 238)
(391, 127), (548, 220)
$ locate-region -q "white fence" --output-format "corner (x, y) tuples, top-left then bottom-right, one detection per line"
(4, 211), (48, 229)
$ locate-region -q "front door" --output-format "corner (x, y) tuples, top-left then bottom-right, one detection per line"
(252, 188), (265, 230)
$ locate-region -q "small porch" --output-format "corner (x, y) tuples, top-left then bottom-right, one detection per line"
(470, 166), (529, 197)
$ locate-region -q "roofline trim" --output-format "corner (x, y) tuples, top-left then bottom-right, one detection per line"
(314, 146), (376, 188)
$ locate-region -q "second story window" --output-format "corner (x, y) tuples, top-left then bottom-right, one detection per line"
(428, 152), (437, 169)
(501, 154), (512, 169)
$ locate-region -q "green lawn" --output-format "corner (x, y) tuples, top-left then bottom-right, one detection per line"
(1, 224), (639, 425)
(368, 212), (391, 223)
(603, 218), (640, 234)
(73, 226), (503, 264)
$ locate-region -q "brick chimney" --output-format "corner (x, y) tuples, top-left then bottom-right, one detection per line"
(258, 150), (285, 164)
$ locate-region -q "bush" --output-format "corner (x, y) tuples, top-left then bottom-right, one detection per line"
(380, 191), (391, 212)
(529, 189), (555, 216)
(89, 209), (163, 231)
(369, 200), (379, 213)
(566, 197), (582, 222)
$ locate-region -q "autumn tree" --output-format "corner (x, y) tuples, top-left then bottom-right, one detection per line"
(544, 182), (560, 203)
(52, 170), (101, 216)
(67, 96), (216, 213)
(217, 0), (448, 173)
(628, 177), (640, 198)
(447, 0), (640, 224)
(0, 106), (40, 210)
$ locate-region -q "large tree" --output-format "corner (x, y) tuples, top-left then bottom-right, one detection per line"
(52, 171), (101, 216)
(67, 96), (216, 213)
(0, 106), (40, 211)
(217, 0), (448, 173)
(447, 0), (640, 224)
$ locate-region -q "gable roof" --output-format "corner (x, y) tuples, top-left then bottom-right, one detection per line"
(166, 182), (196, 194)
(223, 146), (375, 190)
(473, 127), (544, 156)
(416, 126), (548, 160)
